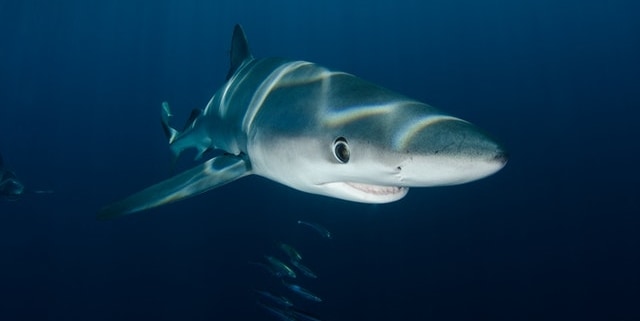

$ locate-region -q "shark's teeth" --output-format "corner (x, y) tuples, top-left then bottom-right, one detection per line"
(345, 182), (406, 195)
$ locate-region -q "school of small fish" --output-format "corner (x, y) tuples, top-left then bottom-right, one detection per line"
(251, 220), (332, 321)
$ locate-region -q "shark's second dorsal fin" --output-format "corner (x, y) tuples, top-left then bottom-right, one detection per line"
(226, 24), (253, 80)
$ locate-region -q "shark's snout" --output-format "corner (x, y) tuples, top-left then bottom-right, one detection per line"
(398, 118), (507, 186)
(493, 149), (509, 166)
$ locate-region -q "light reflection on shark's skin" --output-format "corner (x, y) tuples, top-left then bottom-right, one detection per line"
(99, 24), (507, 219)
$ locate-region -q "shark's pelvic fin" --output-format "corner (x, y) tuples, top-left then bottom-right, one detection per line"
(161, 101), (179, 144)
(161, 102), (207, 161)
(98, 154), (251, 220)
(226, 24), (253, 80)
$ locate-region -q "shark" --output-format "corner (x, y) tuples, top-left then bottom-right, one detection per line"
(98, 24), (507, 219)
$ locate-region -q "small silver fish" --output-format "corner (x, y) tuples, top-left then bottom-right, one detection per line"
(253, 290), (294, 308)
(282, 280), (322, 302)
(297, 220), (332, 239)
(290, 259), (317, 279)
(279, 242), (302, 261)
(265, 256), (296, 279)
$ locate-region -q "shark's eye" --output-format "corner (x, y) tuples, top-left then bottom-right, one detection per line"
(332, 137), (350, 164)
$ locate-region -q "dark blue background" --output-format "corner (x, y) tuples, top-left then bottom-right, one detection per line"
(1, 1), (638, 320)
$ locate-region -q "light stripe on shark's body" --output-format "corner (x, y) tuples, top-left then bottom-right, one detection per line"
(98, 25), (507, 219)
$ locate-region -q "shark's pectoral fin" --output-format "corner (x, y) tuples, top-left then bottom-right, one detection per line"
(98, 154), (251, 220)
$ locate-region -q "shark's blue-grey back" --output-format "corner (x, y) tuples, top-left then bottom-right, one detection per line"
(98, 24), (507, 219)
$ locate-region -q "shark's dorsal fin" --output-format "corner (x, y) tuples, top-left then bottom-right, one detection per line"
(226, 24), (253, 80)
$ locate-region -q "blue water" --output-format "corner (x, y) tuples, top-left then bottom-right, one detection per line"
(1, 1), (638, 320)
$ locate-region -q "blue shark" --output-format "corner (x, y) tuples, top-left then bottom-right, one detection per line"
(98, 25), (507, 219)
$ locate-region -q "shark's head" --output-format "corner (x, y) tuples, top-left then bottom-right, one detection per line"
(318, 108), (507, 203)
(248, 81), (507, 204)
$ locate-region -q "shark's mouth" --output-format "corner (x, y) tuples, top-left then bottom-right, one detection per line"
(345, 182), (407, 196)
(322, 181), (409, 204)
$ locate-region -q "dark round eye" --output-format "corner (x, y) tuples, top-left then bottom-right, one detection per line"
(332, 137), (350, 164)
